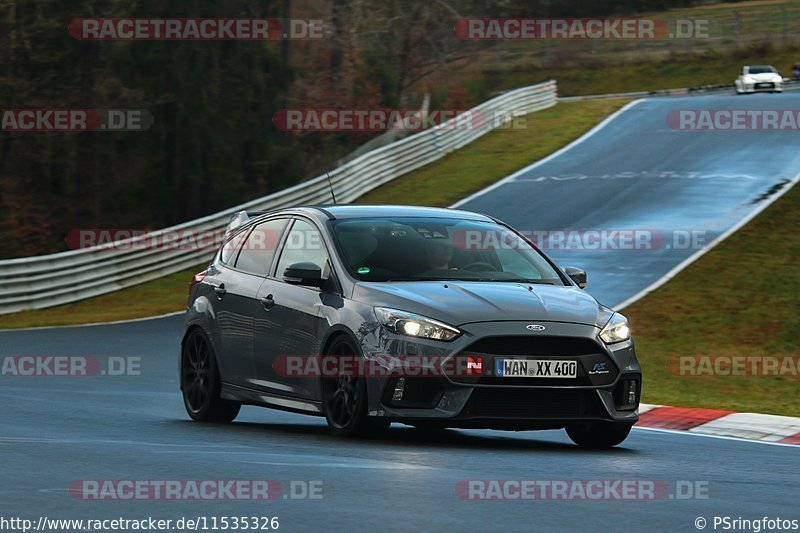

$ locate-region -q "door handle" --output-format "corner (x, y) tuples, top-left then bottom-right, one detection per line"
(260, 294), (275, 310)
(213, 284), (227, 297)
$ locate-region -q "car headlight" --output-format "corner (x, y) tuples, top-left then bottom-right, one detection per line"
(599, 313), (631, 344)
(374, 307), (461, 341)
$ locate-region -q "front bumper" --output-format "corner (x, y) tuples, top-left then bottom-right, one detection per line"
(739, 81), (783, 93)
(362, 320), (641, 429)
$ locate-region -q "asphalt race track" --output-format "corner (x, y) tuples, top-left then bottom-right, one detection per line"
(2, 94), (799, 532)
(457, 93), (800, 307)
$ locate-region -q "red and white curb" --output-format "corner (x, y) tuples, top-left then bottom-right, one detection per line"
(637, 404), (800, 445)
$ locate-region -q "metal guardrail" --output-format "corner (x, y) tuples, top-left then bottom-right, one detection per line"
(559, 79), (800, 102)
(0, 80), (557, 315)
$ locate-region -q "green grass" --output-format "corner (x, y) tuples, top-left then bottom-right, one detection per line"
(460, 0), (800, 97)
(0, 99), (626, 330)
(357, 100), (628, 205)
(624, 183), (800, 417)
(484, 47), (800, 97)
(0, 266), (205, 329)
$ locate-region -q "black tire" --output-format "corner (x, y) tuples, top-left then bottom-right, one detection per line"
(181, 329), (241, 423)
(566, 422), (633, 449)
(321, 337), (389, 437)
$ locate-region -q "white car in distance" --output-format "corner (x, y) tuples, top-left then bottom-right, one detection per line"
(735, 65), (783, 94)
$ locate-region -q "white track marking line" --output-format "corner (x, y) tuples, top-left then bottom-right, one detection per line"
(451, 99), (645, 208)
(615, 169), (800, 310)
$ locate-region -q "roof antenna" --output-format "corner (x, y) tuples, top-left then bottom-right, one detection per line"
(326, 172), (337, 205)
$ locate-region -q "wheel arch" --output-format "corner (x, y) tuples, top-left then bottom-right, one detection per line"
(319, 325), (362, 356)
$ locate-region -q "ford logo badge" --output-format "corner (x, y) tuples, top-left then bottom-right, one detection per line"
(526, 324), (546, 331)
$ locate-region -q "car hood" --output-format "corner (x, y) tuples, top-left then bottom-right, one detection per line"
(745, 72), (781, 82)
(353, 281), (612, 328)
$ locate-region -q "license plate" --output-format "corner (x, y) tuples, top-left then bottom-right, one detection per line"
(495, 358), (577, 378)
(755, 82), (773, 88)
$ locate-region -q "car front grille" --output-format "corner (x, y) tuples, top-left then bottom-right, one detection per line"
(459, 388), (607, 419)
(450, 336), (617, 386)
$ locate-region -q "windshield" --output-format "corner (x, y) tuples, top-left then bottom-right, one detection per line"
(748, 65), (776, 74)
(331, 217), (565, 284)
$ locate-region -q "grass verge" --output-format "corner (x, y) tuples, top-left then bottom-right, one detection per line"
(357, 99), (628, 205)
(0, 99), (626, 330)
(462, 0), (800, 98)
(0, 266), (205, 329)
(484, 48), (800, 97)
(623, 182), (800, 417)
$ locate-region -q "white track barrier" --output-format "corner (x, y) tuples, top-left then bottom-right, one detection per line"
(0, 81), (557, 314)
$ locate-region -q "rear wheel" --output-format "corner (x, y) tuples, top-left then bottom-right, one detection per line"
(181, 329), (241, 423)
(321, 337), (389, 437)
(566, 422), (632, 449)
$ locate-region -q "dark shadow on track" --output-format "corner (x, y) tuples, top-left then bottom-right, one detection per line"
(165, 419), (638, 455)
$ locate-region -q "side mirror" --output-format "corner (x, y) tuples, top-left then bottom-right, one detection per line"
(564, 266), (587, 289)
(283, 262), (324, 287)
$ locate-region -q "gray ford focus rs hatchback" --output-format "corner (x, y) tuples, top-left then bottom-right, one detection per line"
(181, 205), (641, 448)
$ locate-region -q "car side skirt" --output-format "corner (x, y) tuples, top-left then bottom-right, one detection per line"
(221, 383), (324, 416)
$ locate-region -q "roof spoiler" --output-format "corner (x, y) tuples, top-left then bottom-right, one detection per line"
(224, 210), (267, 237)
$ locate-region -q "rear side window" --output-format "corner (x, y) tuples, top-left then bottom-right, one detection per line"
(235, 218), (289, 276)
(219, 230), (247, 265)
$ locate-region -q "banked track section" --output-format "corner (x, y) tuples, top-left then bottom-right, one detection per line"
(456, 93), (800, 307)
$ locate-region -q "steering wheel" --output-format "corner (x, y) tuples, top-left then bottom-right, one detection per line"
(461, 261), (496, 272)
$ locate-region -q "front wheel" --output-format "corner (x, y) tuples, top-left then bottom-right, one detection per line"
(566, 422), (633, 449)
(321, 338), (389, 437)
(181, 329), (241, 423)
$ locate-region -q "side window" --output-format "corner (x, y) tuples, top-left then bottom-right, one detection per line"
(275, 219), (330, 278)
(219, 230), (247, 265)
(234, 218), (289, 276)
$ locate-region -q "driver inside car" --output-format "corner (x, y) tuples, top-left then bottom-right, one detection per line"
(423, 238), (455, 272)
